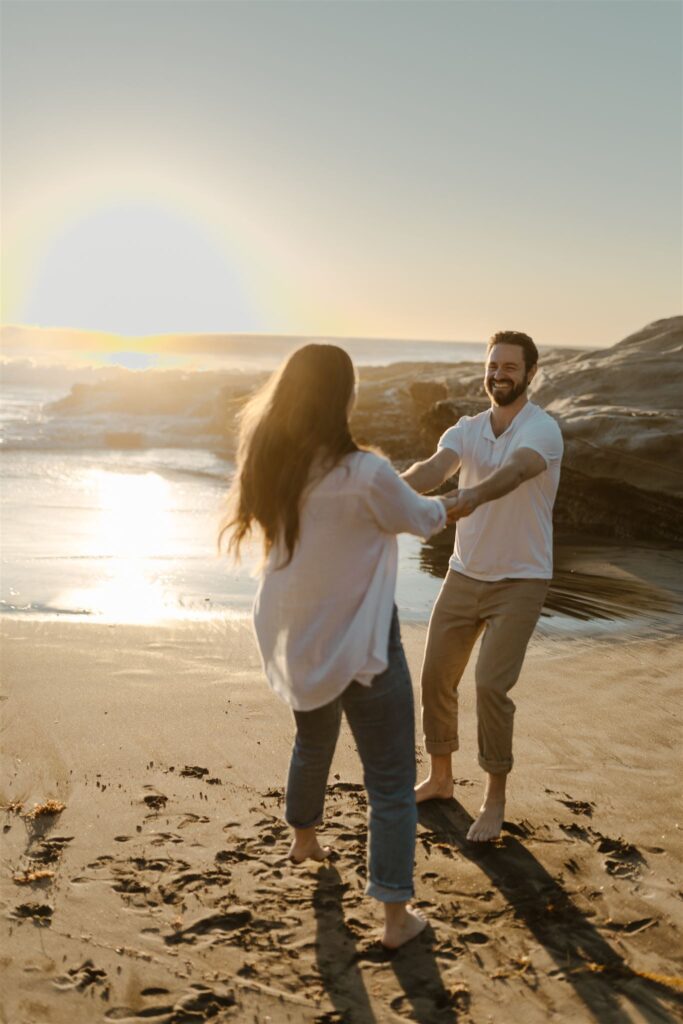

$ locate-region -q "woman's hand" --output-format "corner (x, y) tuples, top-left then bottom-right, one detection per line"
(440, 488), (481, 522)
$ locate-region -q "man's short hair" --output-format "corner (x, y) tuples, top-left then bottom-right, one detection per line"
(487, 331), (538, 371)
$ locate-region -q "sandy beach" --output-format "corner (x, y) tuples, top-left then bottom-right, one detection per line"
(3, 0), (681, 1010)
(2, 617), (682, 1024)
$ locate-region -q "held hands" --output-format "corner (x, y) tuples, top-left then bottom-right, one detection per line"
(440, 488), (480, 522)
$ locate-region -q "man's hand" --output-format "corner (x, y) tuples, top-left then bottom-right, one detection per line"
(440, 448), (547, 522)
(442, 488), (480, 522)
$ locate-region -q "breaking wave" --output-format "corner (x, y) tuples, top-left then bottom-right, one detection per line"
(1, 365), (259, 452)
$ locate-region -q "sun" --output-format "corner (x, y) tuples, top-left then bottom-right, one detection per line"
(20, 200), (261, 336)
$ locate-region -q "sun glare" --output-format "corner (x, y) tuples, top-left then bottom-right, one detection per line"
(20, 200), (261, 336)
(57, 470), (176, 623)
(94, 471), (172, 558)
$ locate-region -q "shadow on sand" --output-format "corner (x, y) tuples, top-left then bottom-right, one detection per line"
(419, 799), (683, 1024)
(313, 865), (460, 1023)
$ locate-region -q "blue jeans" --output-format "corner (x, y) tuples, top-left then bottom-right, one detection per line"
(285, 610), (417, 902)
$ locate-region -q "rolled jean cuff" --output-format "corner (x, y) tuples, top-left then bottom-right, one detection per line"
(425, 737), (459, 755)
(366, 879), (414, 903)
(478, 754), (513, 775)
(284, 811), (323, 830)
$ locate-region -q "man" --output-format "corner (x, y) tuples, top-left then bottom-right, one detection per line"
(402, 331), (563, 841)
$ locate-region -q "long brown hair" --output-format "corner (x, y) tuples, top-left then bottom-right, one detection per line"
(220, 343), (360, 567)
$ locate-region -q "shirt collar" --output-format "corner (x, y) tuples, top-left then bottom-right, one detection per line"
(483, 401), (535, 442)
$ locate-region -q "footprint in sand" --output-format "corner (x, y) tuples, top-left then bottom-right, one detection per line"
(149, 831), (184, 846)
(158, 866), (233, 904)
(502, 819), (535, 839)
(557, 796), (595, 817)
(11, 902), (53, 926)
(164, 906), (252, 945)
(215, 847), (257, 865)
(391, 983), (470, 1017)
(87, 854), (114, 867)
(177, 812), (210, 829)
(142, 798), (167, 816)
(111, 876), (151, 896)
(30, 835), (73, 864)
(52, 959), (109, 993)
(104, 983), (235, 1022)
(11, 824), (70, 924)
(596, 835), (645, 878)
(558, 821), (646, 877)
(131, 855), (189, 872)
(142, 788), (168, 812)
(179, 765), (210, 779)
(559, 821), (592, 842)
(101, 846), (236, 911)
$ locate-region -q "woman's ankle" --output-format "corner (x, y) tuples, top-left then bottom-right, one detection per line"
(289, 825), (330, 863)
(383, 900), (409, 925)
(382, 902), (427, 949)
(292, 825), (317, 846)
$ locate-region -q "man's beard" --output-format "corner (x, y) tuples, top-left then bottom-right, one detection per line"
(485, 375), (529, 407)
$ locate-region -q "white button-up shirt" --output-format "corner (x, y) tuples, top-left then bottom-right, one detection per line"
(253, 451), (446, 711)
(439, 402), (563, 581)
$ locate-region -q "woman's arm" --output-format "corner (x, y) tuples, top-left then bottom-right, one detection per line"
(366, 459), (451, 539)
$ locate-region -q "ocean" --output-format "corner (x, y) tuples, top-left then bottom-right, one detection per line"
(0, 337), (484, 624)
(3, 335), (680, 634)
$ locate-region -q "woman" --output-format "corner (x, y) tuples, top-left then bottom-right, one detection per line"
(221, 343), (456, 949)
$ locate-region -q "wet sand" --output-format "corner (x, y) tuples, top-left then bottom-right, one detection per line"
(1, 617), (682, 1023)
(421, 533), (683, 631)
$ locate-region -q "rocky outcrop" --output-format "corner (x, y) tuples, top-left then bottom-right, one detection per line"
(352, 318), (683, 544)
(350, 361), (486, 460)
(533, 317), (683, 543)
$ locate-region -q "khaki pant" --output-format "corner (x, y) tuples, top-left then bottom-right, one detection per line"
(421, 570), (549, 774)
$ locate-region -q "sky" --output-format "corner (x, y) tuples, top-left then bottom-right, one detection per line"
(1, 0), (681, 347)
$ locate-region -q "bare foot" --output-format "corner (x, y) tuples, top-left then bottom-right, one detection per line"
(382, 905), (428, 949)
(415, 776), (454, 804)
(467, 800), (505, 842)
(288, 835), (331, 864)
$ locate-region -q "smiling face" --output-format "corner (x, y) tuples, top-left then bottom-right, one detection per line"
(484, 342), (536, 407)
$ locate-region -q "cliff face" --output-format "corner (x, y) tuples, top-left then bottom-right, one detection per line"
(349, 361), (487, 461)
(350, 318), (683, 544)
(532, 318), (683, 496)
(533, 318), (683, 543)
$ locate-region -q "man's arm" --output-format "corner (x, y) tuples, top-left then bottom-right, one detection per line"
(401, 447), (461, 494)
(446, 447), (546, 519)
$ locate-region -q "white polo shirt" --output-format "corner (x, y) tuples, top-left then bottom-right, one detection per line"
(438, 402), (563, 581)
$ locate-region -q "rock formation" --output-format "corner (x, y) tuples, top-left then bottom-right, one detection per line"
(533, 317), (683, 542)
(351, 317), (683, 544)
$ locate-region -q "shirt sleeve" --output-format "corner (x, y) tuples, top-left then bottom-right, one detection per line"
(365, 458), (447, 540)
(518, 417), (564, 465)
(437, 418), (467, 458)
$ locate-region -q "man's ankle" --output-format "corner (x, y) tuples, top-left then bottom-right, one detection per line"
(483, 771), (507, 805)
(428, 754), (453, 779)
